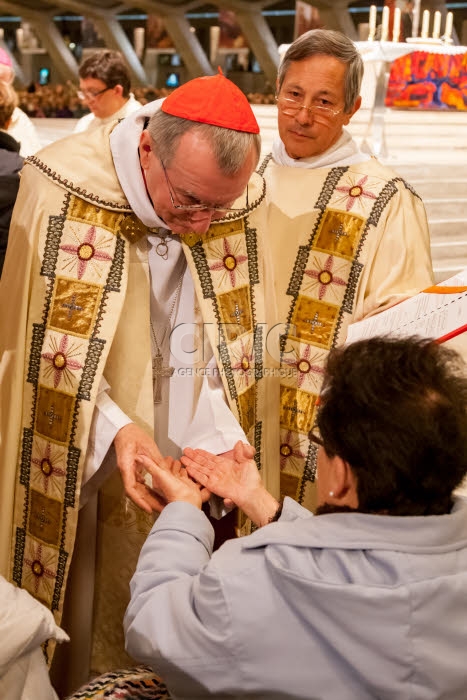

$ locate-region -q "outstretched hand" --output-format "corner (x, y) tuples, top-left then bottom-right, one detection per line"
(181, 441), (280, 527)
(136, 453), (211, 512)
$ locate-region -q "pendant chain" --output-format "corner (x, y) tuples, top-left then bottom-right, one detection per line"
(150, 270), (184, 355)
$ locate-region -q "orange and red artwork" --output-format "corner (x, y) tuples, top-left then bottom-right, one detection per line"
(385, 50), (467, 110)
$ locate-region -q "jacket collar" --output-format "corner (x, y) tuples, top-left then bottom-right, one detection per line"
(243, 496), (467, 554)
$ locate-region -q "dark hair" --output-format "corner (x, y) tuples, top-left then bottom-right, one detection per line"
(317, 336), (467, 516)
(79, 50), (131, 97)
(277, 29), (363, 113)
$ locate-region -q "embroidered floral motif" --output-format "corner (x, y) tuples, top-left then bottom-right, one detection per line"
(41, 333), (84, 389)
(279, 429), (308, 474)
(59, 224), (114, 280)
(303, 253), (350, 303)
(23, 539), (58, 598)
(229, 336), (255, 391)
(335, 175), (378, 212)
(206, 235), (249, 291)
(282, 342), (326, 390)
(30, 438), (66, 498)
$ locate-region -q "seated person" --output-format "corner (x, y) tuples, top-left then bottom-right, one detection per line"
(124, 336), (467, 699)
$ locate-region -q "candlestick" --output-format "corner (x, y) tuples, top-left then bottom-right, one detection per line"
(444, 11), (454, 40)
(381, 6), (389, 42)
(368, 4), (377, 41)
(432, 10), (441, 39)
(393, 7), (401, 43)
(421, 9), (430, 39)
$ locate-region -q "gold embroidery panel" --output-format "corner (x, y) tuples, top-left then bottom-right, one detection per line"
(291, 297), (339, 348)
(68, 196), (124, 234)
(49, 277), (102, 337)
(314, 209), (365, 259)
(183, 218), (245, 248)
(280, 386), (317, 434)
(218, 286), (252, 341)
(35, 386), (75, 443)
(238, 384), (256, 435)
(28, 490), (62, 546)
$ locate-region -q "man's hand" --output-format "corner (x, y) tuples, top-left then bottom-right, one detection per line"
(114, 423), (166, 514)
(181, 441), (280, 527)
(136, 454), (209, 510)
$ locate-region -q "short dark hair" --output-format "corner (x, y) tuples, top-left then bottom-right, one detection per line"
(79, 50), (131, 97)
(317, 336), (467, 516)
(277, 29), (363, 113)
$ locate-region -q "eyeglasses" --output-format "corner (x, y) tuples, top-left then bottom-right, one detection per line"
(160, 157), (249, 214)
(308, 428), (324, 448)
(77, 86), (112, 101)
(276, 95), (341, 122)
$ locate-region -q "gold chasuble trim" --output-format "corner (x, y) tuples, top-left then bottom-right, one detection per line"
(10, 194), (145, 659)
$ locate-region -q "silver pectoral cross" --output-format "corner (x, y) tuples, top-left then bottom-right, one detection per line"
(152, 352), (175, 404)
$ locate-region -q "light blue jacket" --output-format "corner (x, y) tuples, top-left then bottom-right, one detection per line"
(125, 497), (467, 699)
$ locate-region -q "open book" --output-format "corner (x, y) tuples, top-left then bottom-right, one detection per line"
(346, 269), (467, 496)
(347, 269), (467, 355)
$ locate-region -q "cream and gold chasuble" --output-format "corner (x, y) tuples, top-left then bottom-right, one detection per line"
(183, 155), (433, 514)
(7, 185), (151, 661)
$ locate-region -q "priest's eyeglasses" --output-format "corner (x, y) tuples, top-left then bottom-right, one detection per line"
(77, 86), (112, 101)
(160, 158), (249, 214)
(276, 95), (342, 122)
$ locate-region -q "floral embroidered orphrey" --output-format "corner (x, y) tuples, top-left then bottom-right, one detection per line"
(182, 154), (433, 516)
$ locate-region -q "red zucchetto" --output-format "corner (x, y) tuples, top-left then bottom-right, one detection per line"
(161, 68), (260, 134)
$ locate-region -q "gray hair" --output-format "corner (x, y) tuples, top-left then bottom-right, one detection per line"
(147, 109), (261, 176)
(277, 29), (363, 113)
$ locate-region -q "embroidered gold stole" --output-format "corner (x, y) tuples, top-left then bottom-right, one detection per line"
(9, 188), (148, 659)
(184, 156), (419, 513)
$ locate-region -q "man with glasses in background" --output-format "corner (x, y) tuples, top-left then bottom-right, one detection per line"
(183, 29), (434, 517)
(74, 49), (141, 133)
(0, 72), (263, 695)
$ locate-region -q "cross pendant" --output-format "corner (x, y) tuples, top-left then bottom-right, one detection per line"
(152, 352), (175, 404)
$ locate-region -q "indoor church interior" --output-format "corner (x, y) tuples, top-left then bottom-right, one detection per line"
(1, 1), (467, 699)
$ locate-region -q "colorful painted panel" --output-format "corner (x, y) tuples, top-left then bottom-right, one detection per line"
(386, 51), (467, 110)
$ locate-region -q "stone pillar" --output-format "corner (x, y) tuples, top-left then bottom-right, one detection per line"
(92, 16), (148, 86)
(162, 11), (214, 79)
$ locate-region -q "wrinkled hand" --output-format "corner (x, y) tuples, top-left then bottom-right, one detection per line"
(181, 441), (280, 527)
(114, 423), (166, 514)
(136, 454), (210, 510)
(181, 441), (259, 508)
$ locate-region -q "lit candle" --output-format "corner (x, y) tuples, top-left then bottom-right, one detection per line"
(368, 4), (377, 41)
(421, 9), (430, 39)
(393, 7), (401, 42)
(381, 5), (390, 42)
(432, 10), (441, 39)
(444, 11), (454, 40)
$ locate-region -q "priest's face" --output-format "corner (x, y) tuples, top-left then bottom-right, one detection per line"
(139, 129), (257, 235)
(276, 54), (361, 160)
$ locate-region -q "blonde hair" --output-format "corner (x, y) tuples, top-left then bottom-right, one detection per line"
(0, 82), (18, 129)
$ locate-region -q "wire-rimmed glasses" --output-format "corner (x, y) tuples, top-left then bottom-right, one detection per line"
(160, 157), (249, 214)
(276, 95), (342, 122)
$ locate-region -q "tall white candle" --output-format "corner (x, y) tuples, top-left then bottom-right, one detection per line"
(412, 0), (421, 38)
(432, 10), (441, 39)
(393, 7), (401, 42)
(368, 4), (377, 41)
(381, 5), (390, 42)
(444, 11), (454, 40)
(421, 9), (430, 39)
